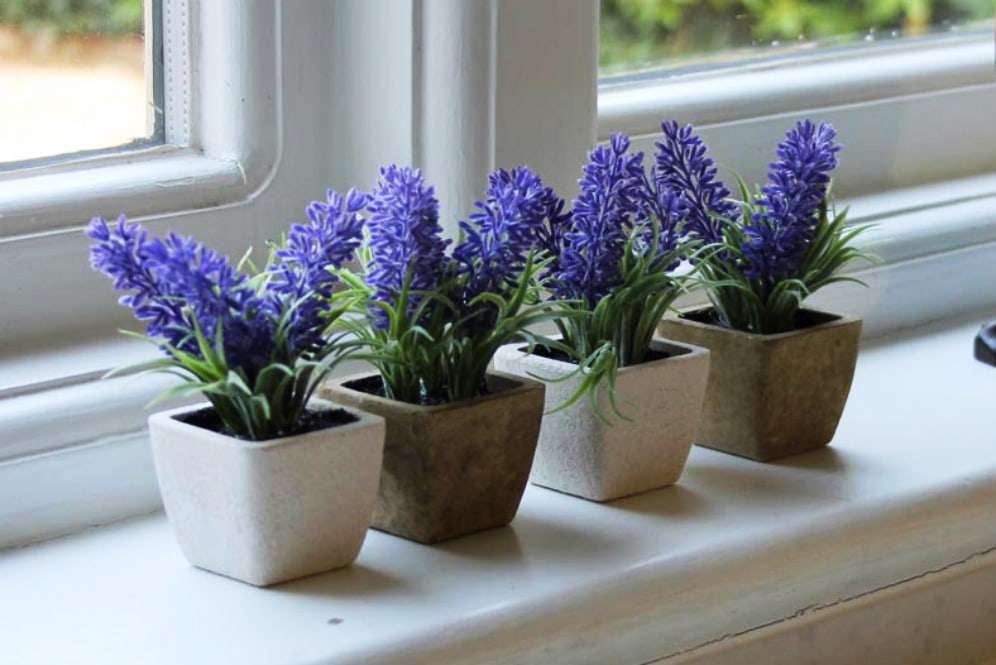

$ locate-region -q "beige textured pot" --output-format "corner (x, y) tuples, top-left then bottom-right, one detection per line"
(494, 337), (710, 502)
(148, 402), (384, 587)
(658, 308), (862, 462)
(321, 371), (543, 544)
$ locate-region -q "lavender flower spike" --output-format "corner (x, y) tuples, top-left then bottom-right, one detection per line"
(760, 120), (840, 231)
(88, 215), (186, 348)
(556, 133), (645, 306)
(453, 166), (564, 297)
(742, 120), (842, 282)
(365, 165), (450, 326)
(269, 188), (367, 351)
(654, 121), (738, 244)
(88, 216), (276, 378)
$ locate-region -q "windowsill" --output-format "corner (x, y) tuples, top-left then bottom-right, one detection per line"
(3, 311), (996, 664)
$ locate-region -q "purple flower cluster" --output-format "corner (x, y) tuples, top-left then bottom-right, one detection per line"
(88, 217), (186, 344)
(633, 168), (687, 269)
(271, 188), (367, 351)
(533, 191), (571, 276)
(741, 121), (841, 282)
(365, 165), (450, 327)
(89, 216), (276, 377)
(453, 166), (566, 298)
(652, 119), (841, 283)
(555, 133), (646, 306)
(89, 191), (366, 376)
(654, 121), (739, 244)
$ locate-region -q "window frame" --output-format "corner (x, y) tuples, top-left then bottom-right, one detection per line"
(0, 0), (335, 547)
(2, 0), (995, 548)
(0, 0), (286, 344)
(0, 0), (276, 239)
(596, 23), (996, 336)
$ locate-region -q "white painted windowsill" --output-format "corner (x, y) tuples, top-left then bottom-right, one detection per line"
(2, 312), (996, 665)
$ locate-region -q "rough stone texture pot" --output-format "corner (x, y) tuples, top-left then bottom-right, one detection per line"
(148, 402), (384, 587)
(657, 308), (862, 462)
(493, 337), (710, 501)
(321, 371), (544, 544)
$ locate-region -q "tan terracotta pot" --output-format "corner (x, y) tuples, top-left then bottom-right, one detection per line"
(493, 336), (710, 501)
(657, 308), (861, 462)
(148, 401), (385, 587)
(321, 371), (544, 544)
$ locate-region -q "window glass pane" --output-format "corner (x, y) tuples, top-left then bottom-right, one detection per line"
(0, 0), (158, 165)
(601, 0), (994, 78)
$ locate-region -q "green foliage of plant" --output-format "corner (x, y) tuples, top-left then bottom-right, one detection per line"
(333, 249), (576, 405)
(600, 0), (993, 69)
(117, 305), (358, 441)
(544, 222), (701, 421)
(111, 262), (361, 442)
(0, 0), (143, 37)
(700, 182), (876, 334)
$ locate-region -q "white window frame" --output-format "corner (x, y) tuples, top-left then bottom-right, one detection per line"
(0, 0), (277, 238)
(0, 0), (356, 545)
(0, 1), (282, 348)
(598, 27), (996, 335)
(2, 0), (995, 548)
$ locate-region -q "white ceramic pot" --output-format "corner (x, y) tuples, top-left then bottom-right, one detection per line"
(494, 337), (710, 502)
(148, 401), (384, 586)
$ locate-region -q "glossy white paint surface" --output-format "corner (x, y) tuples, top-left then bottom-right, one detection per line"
(2, 311), (995, 664)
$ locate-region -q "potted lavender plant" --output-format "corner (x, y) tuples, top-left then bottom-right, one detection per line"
(494, 134), (711, 502)
(655, 120), (874, 461)
(86, 191), (384, 586)
(322, 165), (565, 544)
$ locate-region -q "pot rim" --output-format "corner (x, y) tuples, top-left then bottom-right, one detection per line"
(497, 335), (709, 377)
(663, 306), (861, 341)
(148, 398), (384, 450)
(326, 369), (544, 414)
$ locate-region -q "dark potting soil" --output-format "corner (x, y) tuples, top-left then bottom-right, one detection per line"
(342, 375), (521, 406)
(680, 307), (840, 332)
(175, 406), (358, 441)
(342, 374), (498, 407)
(523, 345), (673, 366)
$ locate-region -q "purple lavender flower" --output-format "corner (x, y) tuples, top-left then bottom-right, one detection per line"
(365, 165), (450, 327)
(635, 180), (687, 270)
(88, 217), (275, 378)
(453, 166), (564, 298)
(534, 187), (571, 274)
(556, 133), (646, 306)
(88, 215), (186, 348)
(741, 121), (841, 282)
(271, 188), (367, 351)
(654, 121), (738, 244)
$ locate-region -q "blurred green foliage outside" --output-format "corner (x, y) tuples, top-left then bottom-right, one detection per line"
(602, 0), (994, 72)
(0, 0), (143, 36)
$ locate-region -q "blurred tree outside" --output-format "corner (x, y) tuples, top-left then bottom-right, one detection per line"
(601, 0), (994, 74)
(0, 0), (148, 163)
(0, 0), (143, 38)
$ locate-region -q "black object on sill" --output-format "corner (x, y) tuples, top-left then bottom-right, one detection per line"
(974, 320), (996, 366)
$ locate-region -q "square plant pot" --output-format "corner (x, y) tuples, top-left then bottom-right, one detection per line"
(321, 371), (544, 544)
(148, 401), (384, 587)
(657, 308), (862, 462)
(494, 337), (710, 502)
